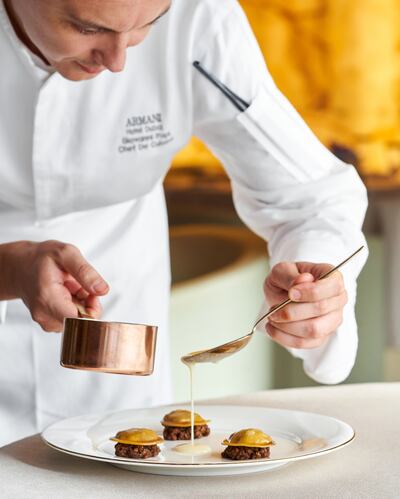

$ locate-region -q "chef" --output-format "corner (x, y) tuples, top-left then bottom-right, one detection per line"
(0, 0), (367, 447)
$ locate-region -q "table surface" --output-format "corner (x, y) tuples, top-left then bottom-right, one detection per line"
(1, 383), (399, 499)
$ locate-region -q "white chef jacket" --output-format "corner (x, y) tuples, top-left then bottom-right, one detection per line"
(0, 0), (367, 447)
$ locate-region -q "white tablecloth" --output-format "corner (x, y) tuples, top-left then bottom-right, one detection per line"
(1, 383), (399, 498)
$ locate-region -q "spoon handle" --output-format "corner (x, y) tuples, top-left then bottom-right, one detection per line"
(252, 245), (365, 332)
(72, 297), (93, 319)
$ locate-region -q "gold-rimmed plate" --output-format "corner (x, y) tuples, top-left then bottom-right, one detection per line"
(41, 405), (354, 476)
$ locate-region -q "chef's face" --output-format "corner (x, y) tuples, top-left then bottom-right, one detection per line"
(5, 0), (171, 81)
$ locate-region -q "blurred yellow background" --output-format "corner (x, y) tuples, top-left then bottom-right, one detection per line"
(167, 0), (400, 396)
(173, 0), (400, 188)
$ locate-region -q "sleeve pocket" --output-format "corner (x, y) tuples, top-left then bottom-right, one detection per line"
(236, 85), (340, 183)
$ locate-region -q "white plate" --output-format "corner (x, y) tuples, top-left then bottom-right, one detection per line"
(41, 404), (354, 476)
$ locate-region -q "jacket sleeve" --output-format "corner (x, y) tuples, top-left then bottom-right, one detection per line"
(191, 0), (368, 384)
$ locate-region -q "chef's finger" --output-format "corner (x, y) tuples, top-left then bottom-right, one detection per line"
(64, 279), (89, 300)
(54, 244), (109, 296)
(289, 271), (344, 302)
(292, 273), (315, 286)
(267, 262), (314, 293)
(269, 291), (348, 323)
(268, 310), (343, 338)
(84, 294), (103, 319)
(297, 262), (335, 280)
(265, 322), (329, 349)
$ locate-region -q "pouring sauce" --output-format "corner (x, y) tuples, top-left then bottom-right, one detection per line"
(176, 360), (211, 456)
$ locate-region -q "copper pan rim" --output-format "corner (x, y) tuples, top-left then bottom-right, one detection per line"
(64, 316), (158, 327)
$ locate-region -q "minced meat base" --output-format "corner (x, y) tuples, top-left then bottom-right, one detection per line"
(221, 445), (271, 460)
(114, 442), (160, 459)
(163, 424), (210, 441)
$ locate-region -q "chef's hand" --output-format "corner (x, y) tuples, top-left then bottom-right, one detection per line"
(11, 240), (109, 332)
(263, 262), (347, 349)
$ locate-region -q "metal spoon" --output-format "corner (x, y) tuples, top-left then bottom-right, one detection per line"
(181, 246), (364, 364)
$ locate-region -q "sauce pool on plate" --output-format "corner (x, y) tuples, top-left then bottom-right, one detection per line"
(174, 443), (211, 456)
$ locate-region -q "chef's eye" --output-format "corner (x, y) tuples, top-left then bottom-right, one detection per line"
(71, 23), (103, 36)
(76, 26), (99, 35)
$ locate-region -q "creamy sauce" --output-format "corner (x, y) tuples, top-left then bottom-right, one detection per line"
(175, 443), (211, 456)
(299, 438), (327, 451)
(189, 362), (195, 449)
(177, 359), (211, 456)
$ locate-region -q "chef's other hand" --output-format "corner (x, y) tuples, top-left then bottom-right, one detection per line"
(263, 262), (347, 349)
(13, 240), (109, 332)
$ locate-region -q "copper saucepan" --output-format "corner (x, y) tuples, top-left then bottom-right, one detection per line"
(61, 304), (157, 375)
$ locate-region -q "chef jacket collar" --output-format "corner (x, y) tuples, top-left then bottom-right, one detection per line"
(0, 0), (55, 83)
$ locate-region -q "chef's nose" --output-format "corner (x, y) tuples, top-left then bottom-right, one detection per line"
(99, 35), (128, 73)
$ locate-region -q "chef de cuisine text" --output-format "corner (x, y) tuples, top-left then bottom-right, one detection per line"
(119, 113), (174, 153)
